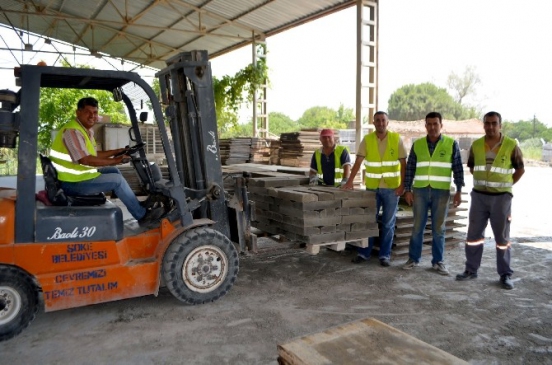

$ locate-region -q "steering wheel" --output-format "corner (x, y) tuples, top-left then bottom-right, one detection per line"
(114, 142), (146, 157)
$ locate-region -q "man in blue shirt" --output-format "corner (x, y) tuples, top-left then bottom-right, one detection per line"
(401, 112), (464, 275)
(309, 129), (351, 186)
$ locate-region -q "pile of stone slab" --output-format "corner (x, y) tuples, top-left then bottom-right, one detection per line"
(248, 177), (378, 251)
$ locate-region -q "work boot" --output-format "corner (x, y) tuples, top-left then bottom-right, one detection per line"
(456, 271), (478, 281)
(500, 274), (514, 290)
(351, 255), (368, 264)
(379, 258), (390, 267)
(138, 206), (164, 226)
(402, 258), (419, 270)
(432, 262), (450, 276)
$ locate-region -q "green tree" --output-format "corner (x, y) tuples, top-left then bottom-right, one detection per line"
(213, 46), (269, 134)
(335, 103), (355, 126)
(297, 106), (348, 130)
(388, 82), (477, 121)
(267, 112), (298, 135)
(447, 65), (481, 105)
(502, 117), (552, 142)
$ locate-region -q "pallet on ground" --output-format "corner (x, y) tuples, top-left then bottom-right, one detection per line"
(277, 317), (469, 365)
(305, 237), (369, 255)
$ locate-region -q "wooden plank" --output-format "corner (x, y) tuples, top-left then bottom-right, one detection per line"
(277, 317), (469, 365)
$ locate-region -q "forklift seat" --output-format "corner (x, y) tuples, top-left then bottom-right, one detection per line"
(39, 154), (106, 206)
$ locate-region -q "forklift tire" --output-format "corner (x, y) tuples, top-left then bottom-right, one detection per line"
(162, 227), (239, 305)
(0, 266), (39, 341)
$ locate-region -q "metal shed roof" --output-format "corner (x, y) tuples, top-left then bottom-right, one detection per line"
(0, 0), (355, 69)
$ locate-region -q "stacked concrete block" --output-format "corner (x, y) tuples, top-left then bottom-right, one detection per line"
(248, 178), (378, 245)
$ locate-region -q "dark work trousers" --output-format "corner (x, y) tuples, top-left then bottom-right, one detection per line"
(465, 190), (513, 277)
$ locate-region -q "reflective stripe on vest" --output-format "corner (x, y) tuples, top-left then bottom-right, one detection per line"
(363, 132), (401, 189)
(412, 136), (454, 190)
(315, 145), (347, 186)
(49, 119), (101, 182)
(472, 135), (516, 193)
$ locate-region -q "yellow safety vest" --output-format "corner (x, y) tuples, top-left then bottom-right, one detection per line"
(49, 119), (101, 182)
(315, 145), (348, 186)
(412, 136), (454, 190)
(472, 135), (516, 193)
(363, 132), (401, 189)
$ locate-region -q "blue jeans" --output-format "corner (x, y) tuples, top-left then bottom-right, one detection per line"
(357, 188), (399, 260)
(60, 167), (146, 220)
(408, 187), (450, 265)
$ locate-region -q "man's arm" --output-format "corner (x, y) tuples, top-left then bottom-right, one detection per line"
(467, 146), (475, 174)
(341, 155), (363, 190)
(341, 147), (352, 180)
(512, 145), (525, 185)
(97, 148), (127, 159)
(402, 144), (417, 205)
(79, 154), (128, 167)
(64, 129), (128, 167)
(396, 158), (406, 196)
(451, 140), (464, 207)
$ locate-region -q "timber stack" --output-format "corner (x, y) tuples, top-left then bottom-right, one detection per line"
(249, 138), (272, 164)
(279, 129), (339, 168)
(219, 137), (252, 165)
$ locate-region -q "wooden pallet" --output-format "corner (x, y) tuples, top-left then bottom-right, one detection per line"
(305, 238), (368, 255)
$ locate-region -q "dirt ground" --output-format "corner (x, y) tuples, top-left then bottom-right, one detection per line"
(1, 167), (551, 365)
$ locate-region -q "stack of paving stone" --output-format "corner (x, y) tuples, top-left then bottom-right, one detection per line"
(219, 137), (252, 165)
(248, 177), (378, 245)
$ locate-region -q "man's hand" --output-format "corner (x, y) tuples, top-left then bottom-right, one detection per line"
(338, 178), (348, 187)
(404, 191), (414, 206)
(453, 191), (462, 207)
(340, 180), (354, 190)
(395, 184), (405, 197)
(309, 175), (318, 186)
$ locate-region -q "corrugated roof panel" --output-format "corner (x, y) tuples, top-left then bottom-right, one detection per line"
(0, 0), (355, 67)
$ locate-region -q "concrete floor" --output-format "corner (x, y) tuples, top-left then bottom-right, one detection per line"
(1, 167), (551, 364)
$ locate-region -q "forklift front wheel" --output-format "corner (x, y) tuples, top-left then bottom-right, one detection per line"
(0, 266), (39, 341)
(162, 227), (239, 305)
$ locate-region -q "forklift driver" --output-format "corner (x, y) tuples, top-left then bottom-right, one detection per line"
(49, 97), (163, 225)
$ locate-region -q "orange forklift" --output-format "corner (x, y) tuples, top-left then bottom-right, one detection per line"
(0, 51), (251, 341)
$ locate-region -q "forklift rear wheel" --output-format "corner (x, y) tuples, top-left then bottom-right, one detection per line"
(162, 227), (239, 305)
(0, 266), (39, 341)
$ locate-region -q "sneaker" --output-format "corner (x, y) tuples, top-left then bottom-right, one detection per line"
(500, 275), (514, 290)
(402, 259), (419, 270)
(456, 271), (478, 281)
(138, 206), (164, 226)
(379, 258), (390, 267)
(432, 262), (450, 276)
(351, 256), (368, 264)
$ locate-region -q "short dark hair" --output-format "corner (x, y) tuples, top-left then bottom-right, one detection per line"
(425, 111), (442, 123)
(374, 111), (388, 117)
(77, 97), (99, 109)
(484, 111), (502, 124)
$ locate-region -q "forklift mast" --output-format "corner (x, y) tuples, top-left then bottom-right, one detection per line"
(156, 50), (230, 238)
